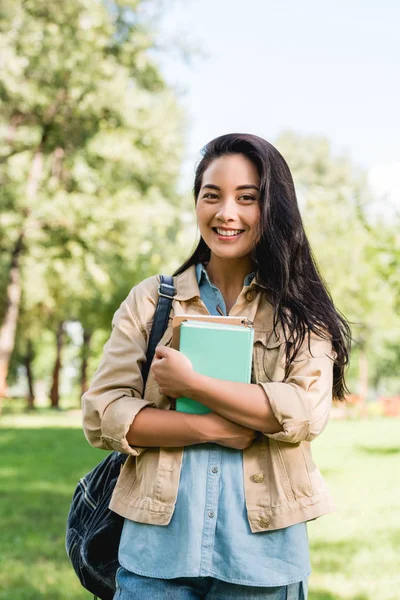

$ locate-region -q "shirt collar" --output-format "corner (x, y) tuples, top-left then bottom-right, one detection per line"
(171, 263), (267, 302)
(195, 262), (255, 288)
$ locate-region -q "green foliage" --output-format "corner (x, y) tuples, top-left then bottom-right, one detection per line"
(275, 132), (400, 395)
(1, 1), (399, 402)
(0, 0), (189, 398)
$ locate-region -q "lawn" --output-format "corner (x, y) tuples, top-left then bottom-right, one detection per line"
(0, 410), (399, 600)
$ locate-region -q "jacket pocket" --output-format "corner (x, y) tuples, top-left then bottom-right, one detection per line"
(115, 455), (137, 496)
(125, 447), (179, 506)
(253, 330), (286, 384)
(300, 441), (327, 496)
(268, 439), (296, 504)
(275, 440), (314, 499)
(154, 447), (178, 504)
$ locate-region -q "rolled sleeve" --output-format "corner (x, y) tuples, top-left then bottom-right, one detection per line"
(259, 335), (334, 444)
(82, 291), (156, 456)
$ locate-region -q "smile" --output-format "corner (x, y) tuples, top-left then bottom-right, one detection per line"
(212, 227), (245, 239)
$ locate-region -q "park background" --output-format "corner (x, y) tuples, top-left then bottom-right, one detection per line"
(1, 1), (399, 599)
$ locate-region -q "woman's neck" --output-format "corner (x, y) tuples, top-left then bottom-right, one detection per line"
(204, 255), (254, 299)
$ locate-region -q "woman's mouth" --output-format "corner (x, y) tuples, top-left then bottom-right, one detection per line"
(212, 227), (245, 240)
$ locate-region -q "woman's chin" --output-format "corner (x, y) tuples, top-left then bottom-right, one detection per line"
(207, 246), (251, 260)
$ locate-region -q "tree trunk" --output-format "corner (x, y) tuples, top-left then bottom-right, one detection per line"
(0, 232), (25, 404)
(26, 145), (44, 200)
(51, 146), (65, 179)
(0, 138), (44, 411)
(80, 328), (93, 398)
(7, 113), (23, 144)
(24, 339), (36, 410)
(49, 321), (65, 409)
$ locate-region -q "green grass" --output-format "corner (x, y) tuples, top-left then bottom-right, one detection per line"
(0, 410), (99, 600)
(0, 412), (399, 600)
(307, 418), (400, 600)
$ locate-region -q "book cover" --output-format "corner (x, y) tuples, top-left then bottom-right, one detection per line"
(171, 314), (253, 350)
(175, 320), (254, 414)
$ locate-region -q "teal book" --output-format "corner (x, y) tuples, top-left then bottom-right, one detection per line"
(176, 320), (254, 414)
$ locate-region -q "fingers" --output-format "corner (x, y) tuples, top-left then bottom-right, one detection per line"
(155, 345), (170, 358)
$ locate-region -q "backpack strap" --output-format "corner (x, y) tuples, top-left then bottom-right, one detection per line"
(83, 277), (176, 600)
(141, 275), (176, 385)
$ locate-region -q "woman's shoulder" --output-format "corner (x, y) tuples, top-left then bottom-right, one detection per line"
(125, 274), (162, 315)
(124, 264), (197, 322)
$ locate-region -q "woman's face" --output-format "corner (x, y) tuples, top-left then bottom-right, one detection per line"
(196, 153), (261, 261)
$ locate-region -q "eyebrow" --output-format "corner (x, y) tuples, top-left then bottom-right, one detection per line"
(201, 184), (260, 192)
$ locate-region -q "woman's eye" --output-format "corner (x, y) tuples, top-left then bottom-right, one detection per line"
(202, 193), (257, 202)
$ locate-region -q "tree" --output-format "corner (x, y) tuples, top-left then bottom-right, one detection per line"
(275, 132), (400, 400)
(0, 0), (186, 406)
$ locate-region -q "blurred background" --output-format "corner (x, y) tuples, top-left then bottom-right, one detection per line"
(0, 1), (399, 599)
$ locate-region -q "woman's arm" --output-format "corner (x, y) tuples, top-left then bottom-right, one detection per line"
(127, 407), (257, 450)
(185, 335), (335, 444)
(183, 376), (283, 434)
(153, 334), (334, 444)
(152, 345), (282, 434)
(126, 407), (209, 447)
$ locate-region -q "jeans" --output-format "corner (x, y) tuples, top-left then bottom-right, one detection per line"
(113, 567), (306, 600)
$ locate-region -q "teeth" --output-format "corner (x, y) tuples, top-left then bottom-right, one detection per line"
(216, 228), (244, 237)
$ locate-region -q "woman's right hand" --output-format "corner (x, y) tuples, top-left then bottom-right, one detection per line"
(202, 411), (258, 450)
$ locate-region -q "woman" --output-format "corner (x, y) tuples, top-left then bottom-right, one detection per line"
(82, 133), (351, 600)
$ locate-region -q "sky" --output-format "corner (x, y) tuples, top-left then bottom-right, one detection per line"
(154, 0), (400, 209)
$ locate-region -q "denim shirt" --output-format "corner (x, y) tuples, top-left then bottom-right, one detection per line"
(118, 263), (311, 587)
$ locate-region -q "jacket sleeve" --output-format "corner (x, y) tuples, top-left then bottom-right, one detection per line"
(258, 333), (335, 444)
(81, 287), (157, 456)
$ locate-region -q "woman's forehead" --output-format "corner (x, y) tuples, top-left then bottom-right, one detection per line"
(202, 154), (260, 187)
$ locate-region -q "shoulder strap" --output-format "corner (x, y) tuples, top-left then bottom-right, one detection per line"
(141, 275), (176, 385)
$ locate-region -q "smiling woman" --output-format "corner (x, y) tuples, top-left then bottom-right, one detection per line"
(197, 154), (261, 254)
(193, 153), (262, 310)
(81, 133), (352, 600)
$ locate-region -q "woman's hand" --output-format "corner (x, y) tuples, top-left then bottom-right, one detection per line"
(151, 346), (195, 399)
(202, 412), (258, 450)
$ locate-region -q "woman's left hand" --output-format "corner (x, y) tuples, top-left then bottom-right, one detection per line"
(151, 346), (195, 398)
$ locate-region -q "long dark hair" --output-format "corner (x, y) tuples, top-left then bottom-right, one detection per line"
(173, 133), (351, 400)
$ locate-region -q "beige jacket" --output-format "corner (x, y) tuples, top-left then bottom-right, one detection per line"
(82, 264), (335, 533)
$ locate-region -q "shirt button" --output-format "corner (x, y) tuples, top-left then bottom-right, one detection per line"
(211, 466), (219, 474)
(252, 473), (265, 483)
(259, 518), (270, 528)
(208, 511), (215, 518)
(245, 291), (254, 302)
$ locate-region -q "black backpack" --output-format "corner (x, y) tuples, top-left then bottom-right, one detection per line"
(66, 276), (176, 600)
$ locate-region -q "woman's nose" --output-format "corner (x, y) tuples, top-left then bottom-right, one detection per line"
(216, 198), (237, 221)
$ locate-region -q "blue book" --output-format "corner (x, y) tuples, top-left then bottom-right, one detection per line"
(175, 320), (254, 414)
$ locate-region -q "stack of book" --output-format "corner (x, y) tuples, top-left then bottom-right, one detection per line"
(172, 315), (254, 414)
